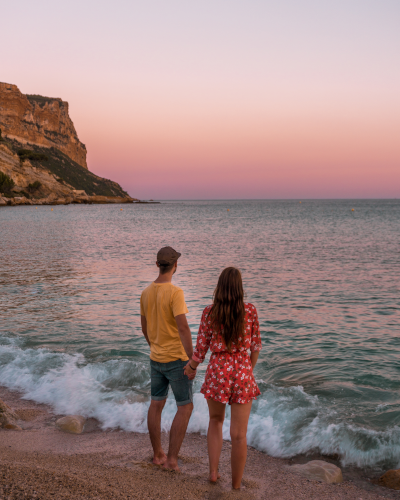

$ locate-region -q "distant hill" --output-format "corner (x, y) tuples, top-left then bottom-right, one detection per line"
(0, 82), (133, 203)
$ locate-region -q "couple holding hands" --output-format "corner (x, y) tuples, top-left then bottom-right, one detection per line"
(140, 247), (262, 490)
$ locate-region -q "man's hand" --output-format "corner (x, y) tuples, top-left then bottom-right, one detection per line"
(184, 361), (197, 380)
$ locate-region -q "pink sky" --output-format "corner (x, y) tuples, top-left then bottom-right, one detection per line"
(2, 1), (400, 199)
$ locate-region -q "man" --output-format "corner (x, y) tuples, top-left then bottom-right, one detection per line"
(140, 246), (196, 471)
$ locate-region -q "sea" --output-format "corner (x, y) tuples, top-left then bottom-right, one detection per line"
(1, 200), (399, 471)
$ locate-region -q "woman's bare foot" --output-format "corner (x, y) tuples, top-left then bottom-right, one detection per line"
(152, 453), (167, 466)
(209, 471), (221, 483)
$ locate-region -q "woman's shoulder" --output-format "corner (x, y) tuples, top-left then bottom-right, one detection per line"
(244, 303), (257, 313)
(200, 304), (213, 323)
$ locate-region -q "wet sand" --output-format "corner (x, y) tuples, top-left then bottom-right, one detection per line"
(0, 387), (397, 500)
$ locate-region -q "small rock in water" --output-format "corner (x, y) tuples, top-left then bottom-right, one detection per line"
(56, 415), (86, 434)
(4, 423), (22, 430)
(0, 398), (20, 430)
(289, 460), (343, 484)
(379, 469), (400, 490)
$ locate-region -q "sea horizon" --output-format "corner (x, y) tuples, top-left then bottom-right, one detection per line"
(143, 198), (400, 202)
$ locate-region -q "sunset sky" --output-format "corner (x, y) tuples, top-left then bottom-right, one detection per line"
(2, 1), (400, 199)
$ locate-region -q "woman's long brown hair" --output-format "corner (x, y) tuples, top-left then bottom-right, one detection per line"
(209, 267), (245, 351)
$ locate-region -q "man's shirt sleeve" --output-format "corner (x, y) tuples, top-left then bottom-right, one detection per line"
(172, 288), (189, 317)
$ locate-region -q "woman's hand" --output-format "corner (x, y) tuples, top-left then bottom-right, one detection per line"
(184, 360), (199, 380)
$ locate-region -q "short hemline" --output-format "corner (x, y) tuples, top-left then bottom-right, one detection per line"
(176, 398), (193, 407)
(200, 389), (260, 405)
(151, 395), (168, 401)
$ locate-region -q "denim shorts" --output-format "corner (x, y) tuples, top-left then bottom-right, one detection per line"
(150, 359), (193, 406)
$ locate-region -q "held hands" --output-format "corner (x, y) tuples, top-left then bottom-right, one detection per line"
(184, 361), (197, 380)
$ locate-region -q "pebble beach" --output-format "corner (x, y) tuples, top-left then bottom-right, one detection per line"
(1, 386), (397, 500)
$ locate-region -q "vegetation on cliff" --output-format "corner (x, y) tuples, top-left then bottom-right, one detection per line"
(4, 138), (129, 198)
(28, 181), (42, 192)
(0, 171), (15, 194)
(17, 149), (49, 162)
(26, 94), (61, 104)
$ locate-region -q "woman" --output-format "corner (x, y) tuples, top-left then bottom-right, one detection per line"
(184, 267), (262, 489)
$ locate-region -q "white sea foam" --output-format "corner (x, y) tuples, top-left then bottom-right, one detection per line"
(0, 338), (399, 469)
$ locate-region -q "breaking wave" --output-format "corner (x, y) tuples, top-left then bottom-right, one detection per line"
(1, 336), (399, 469)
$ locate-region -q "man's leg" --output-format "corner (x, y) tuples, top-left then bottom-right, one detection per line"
(149, 360), (169, 465)
(163, 360), (194, 471)
(148, 399), (167, 465)
(163, 402), (193, 471)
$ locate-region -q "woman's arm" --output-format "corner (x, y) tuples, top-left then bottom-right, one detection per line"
(184, 308), (212, 378)
(249, 306), (262, 371)
(250, 351), (259, 370)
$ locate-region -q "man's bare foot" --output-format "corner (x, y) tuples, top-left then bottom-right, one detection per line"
(152, 453), (167, 466)
(162, 458), (180, 472)
(232, 484), (245, 490)
(209, 472), (221, 483)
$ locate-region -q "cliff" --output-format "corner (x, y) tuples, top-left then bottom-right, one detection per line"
(0, 82), (137, 205)
(0, 82), (87, 169)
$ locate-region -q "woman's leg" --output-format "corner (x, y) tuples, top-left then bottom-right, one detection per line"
(230, 401), (252, 489)
(207, 399), (226, 482)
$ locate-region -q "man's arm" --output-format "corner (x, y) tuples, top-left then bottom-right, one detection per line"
(175, 314), (193, 360)
(141, 315), (150, 346)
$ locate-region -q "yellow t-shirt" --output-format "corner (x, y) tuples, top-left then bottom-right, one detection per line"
(140, 282), (189, 363)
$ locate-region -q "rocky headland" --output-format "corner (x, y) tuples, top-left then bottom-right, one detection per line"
(0, 82), (136, 206)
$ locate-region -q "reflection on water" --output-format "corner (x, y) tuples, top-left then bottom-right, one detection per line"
(0, 200), (399, 467)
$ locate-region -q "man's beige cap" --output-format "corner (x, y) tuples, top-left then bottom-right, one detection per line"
(157, 246), (181, 265)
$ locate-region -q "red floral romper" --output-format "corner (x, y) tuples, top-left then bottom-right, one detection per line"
(192, 303), (262, 405)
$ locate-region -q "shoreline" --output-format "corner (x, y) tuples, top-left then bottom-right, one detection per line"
(0, 196), (160, 207)
(0, 386), (396, 499)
